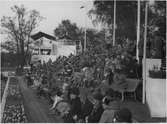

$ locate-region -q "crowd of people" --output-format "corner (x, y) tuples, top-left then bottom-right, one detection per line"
(25, 72), (133, 123)
(24, 43), (140, 123)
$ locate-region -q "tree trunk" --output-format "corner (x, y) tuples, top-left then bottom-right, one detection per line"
(19, 38), (25, 70)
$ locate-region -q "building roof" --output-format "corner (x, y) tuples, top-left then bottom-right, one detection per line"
(31, 32), (56, 41)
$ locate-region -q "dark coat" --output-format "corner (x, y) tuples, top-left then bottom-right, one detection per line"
(81, 98), (93, 119)
(70, 97), (82, 118)
(27, 75), (33, 86)
(88, 103), (104, 123)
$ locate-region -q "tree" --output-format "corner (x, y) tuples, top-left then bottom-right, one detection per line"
(89, 0), (166, 59)
(89, 1), (138, 41)
(138, 1), (166, 59)
(1, 5), (43, 68)
(54, 20), (82, 41)
(86, 28), (109, 55)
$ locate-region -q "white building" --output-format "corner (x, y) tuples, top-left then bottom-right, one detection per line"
(31, 32), (81, 64)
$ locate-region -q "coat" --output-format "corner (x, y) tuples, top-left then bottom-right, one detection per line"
(70, 97), (82, 118)
(81, 98), (93, 119)
(99, 101), (120, 123)
(87, 103), (104, 123)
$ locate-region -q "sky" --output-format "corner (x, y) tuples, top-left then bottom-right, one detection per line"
(0, 0), (101, 42)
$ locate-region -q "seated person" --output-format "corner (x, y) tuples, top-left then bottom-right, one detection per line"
(41, 75), (47, 85)
(50, 90), (63, 110)
(113, 108), (132, 123)
(36, 76), (49, 98)
(26, 73), (33, 87)
(68, 87), (82, 122)
(98, 80), (110, 96)
(56, 100), (75, 123)
(87, 92), (104, 123)
(80, 93), (93, 122)
(62, 83), (70, 101)
(32, 76), (41, 88)
(99, 96), (120, 123)
(36, 85), (49, 98)
(111, 69), (128, 92)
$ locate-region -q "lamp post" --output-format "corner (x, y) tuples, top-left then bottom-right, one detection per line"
(80, 5), (87, 51)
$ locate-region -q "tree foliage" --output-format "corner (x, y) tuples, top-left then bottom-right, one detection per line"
(54, 19), (106, 53)
(1, 5), (43, 67)
(54, 20), (82, 40)
(89, 1), (137, 40)
(89, 0), (166, 58)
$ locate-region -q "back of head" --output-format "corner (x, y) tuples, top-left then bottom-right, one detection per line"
(92, 91), (103, 101)
(105, 88), (116, 98)
(69, 87), (80, 96)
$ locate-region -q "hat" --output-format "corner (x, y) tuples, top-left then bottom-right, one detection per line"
(102, 96), (115, 105)
(69, 87), (79, 96)
(92, 92), (103, 101)
(114, 108), (132, 123)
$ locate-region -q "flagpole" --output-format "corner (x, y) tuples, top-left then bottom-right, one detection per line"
(80, 4), (87, 52)
(136, 0), (140, 63)
(113, 0), (116, 46)
(142, 1), (148, 104)
(84, 6), (87, 52)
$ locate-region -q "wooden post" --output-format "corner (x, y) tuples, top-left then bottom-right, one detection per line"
(142, 2), (148, 104)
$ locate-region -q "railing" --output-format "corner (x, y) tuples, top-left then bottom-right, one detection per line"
(0, 75), (10, 122)
(0, 75), (28, 123)
(31, 55), (58, 63)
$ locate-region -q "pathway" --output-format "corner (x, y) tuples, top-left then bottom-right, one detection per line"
(18, 77), (63, 123)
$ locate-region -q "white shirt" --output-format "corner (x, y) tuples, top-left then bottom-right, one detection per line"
(50, 95), (63, 110)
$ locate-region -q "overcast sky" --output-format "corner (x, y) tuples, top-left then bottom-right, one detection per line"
(0, 0), (101, 42)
